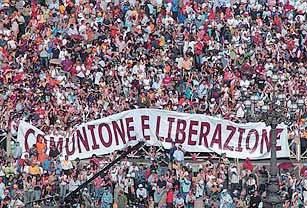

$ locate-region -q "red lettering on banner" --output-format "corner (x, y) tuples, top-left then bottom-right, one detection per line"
(223, 126), (236, 151)
(235, 128), (245, 152)
(112, 120), (126, 145)
(260, 129), (270, 153)
(210, 124), (222, 149)
(98, 123), (112, 147)
(156, 116), (161, 137)
(65, 135), (75, 156)
(126, 117), (136, 141)
(56, 138), (63, 153)
(88, 125), (100, 150)
(246, 129), (259, 153)
(188, 120), (198, 145)
(166, 117), (175, 142)
(175, 119), (187, 144)
(199, 122), (210, 148)
(253, 128), (284, 154)
(141, 115), (150, 140)
(276, 128), (283, 151)
(76, 127), (90, 153)
(24, 128), (35, 151)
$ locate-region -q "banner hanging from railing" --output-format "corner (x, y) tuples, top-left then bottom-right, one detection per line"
(17, 109), (290, 160)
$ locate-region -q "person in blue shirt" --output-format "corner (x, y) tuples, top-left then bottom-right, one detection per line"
(55, 159), (62, 176)
(42, 156), (51, 172)
(101, 187), (113, 208)
(172, 0), (180, 20)
(180, 174), (191, 201)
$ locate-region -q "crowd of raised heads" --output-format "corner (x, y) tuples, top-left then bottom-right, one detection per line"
(0, 0), (306, 207)
(0, 0), (306, 139)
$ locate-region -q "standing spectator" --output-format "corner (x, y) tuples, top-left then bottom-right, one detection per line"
(166, 186), (174, 208)
(258, 166), (268, 194)
(61, 155), (73, 175)
(186, 190), (195, 208)
(249, 191), (261, 208)
(175, 193), (185, 208)
(136, 184), (148, 205)
(59, 172), (69, 199)
(12, 142), (22, 159)
(179, 173), (191, 201)
(173, 145), (184, 164)
(23, 176), (33, 207)
(246, 174), (257, 195)
(229, 165), (240, 193)
(0, 177), (6, 203)
(101, 187), (113, 208)
(93, 175), (103, 201)
(124, 173), (135, 205)
(68, 175), (81, 193)
(29, 145), (38, 159)
(42, 156), (51, 172)
(81, 188), (94, 208)
(36, 136), (46, 163)
(49, 144), (60, 159)
(33, 176), (42, 201)
(116, 190), (128, 208)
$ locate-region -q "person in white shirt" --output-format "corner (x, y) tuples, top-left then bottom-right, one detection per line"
(230, 166), (240, 192)
(61, 155), (73, 175)
(173, 145), (185, 164)
(0, 178), (5, 201)
(69, 176), (81, 192)
(136, 184), (147, 203)
(60, 172), (69, 198)
(175, 194), (185, 208)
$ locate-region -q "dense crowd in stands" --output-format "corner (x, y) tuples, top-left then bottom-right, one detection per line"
(1, 142), (307, 208)
(0, 0), (307, 207)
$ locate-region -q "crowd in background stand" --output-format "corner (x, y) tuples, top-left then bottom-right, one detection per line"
(0, 0), (307, 207)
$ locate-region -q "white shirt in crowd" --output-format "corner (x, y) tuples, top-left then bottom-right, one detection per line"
(69, 178), (81, 192)
(61, 159), (73, 170)
(173, 149), (184, 162)
(136, 187), (147, 199)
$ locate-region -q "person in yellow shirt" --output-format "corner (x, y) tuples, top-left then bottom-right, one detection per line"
(29, 163), (41, 176)
(59, 4), (65, 14)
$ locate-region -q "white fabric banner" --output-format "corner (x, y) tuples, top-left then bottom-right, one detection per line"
(17, 109), (289, 160)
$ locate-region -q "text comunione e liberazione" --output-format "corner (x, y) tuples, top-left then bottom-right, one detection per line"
(18, 109), (288, 159)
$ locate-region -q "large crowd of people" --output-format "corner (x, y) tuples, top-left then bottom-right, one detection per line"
(0, 0), (306, 207)
(1, 142), (307, 208)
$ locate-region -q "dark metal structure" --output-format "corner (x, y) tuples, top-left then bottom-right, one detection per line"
(63, 141), (145, 207)
(261, 109), (284, 208)
(242, 68), (302, 207)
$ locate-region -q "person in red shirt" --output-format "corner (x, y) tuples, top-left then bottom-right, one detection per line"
(166, 186), (174, 208)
